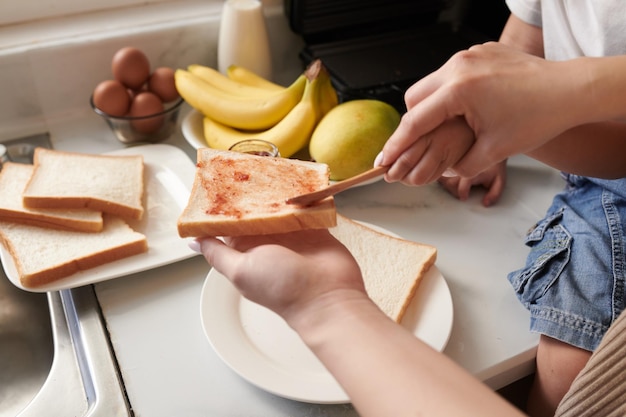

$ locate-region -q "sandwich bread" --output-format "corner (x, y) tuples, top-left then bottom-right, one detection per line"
(22, 148), (145, 220)
(0, 214), (148, 288)
(0, 162), (103, 232)
(177, 148), (336, 237)
(330, 214), (437, 323)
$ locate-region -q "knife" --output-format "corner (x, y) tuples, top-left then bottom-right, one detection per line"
(285, 165), (388, 206)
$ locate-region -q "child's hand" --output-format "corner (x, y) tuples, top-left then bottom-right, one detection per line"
(378, 116), (474, 186)
(438, 160), (507, 207)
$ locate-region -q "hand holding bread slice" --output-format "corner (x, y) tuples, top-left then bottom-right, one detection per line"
(177, 148), (337, 237)
(178, 147), (436, 323)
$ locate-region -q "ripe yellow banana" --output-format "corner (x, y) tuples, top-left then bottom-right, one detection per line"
(203, 69), (323, 158)
(187, 64), (277, 98)
(226, 65), (285, 92)
(226, 62), (338, 118)
(317, 65), (338, 117)
(175, 69), (306, 130)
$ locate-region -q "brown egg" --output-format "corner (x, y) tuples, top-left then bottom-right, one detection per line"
(127, 85), (149, 101)
(112, 47), (151, 90)
(148, 67), (179, 102)
(127, 88), (139, 101)
(129, 91), (165, 134)
(92, 80), (131, 116)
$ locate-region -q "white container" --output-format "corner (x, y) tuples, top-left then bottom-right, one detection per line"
(0, 144), (8, 170)
(218, 0), (273, 80)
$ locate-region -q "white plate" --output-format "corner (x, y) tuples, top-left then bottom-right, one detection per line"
(199, 222), (453, 404)
(0, 144), (199, 292)
(181, 109), (383, 187)
(181, 109), (206, 150)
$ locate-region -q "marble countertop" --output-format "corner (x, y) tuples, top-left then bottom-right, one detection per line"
(48, 105), (566, 416)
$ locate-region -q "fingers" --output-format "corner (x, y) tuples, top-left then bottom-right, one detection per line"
(437, 161), (508, 207)
(195, 237), (241, 277)
(402, 46), (480, 110)
(481, 165), (507, 207)
(437, 176), (473, 201)
(385, 117), (475, 185)
(437, 176), (462, 198)
(403, 69), (443, 109)
(380, 87), (456, 169)
(456, 178), (474, 201)
(452, 141), (505, 178)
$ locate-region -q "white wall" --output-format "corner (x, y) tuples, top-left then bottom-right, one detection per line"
(0, 2), (303, 142)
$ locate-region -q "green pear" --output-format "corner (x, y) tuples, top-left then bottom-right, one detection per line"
(309, 99), (400, 180)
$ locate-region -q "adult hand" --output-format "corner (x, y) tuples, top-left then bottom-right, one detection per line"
(192, 229), (366, 325)
(379, 42), (577, 182)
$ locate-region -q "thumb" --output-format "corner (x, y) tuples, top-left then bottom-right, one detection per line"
(193, 237), (241, 278)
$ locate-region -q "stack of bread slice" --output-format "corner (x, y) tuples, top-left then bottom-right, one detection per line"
(0, 148), (148, 288)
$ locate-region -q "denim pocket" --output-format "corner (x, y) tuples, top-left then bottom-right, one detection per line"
(508, 208), (572, 302)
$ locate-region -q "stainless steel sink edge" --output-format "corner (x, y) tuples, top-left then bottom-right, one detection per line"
(17, 287), (131, 417)
(17, 291), (88, 417)
(64, 286), (132, 417)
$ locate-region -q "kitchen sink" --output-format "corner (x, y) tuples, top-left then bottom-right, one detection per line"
(0, 271), (53, 416)
(0, 134), (131, 417)
(0, 268), (132, 417)
(0, 133), (53, 165)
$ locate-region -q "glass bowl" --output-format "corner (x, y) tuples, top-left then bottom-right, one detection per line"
(90, 95), (183, 144)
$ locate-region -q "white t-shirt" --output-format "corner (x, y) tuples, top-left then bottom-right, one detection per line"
(505, 0), (626, 60)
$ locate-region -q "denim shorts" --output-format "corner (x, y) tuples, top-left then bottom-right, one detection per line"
(508, 174), (626, 351)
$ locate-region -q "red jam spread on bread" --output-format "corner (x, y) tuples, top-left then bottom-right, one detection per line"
(199, 156), (320, 219)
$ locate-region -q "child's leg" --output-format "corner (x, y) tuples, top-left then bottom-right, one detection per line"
(526, 335), (591, 417)
(508, 175), (626, 416)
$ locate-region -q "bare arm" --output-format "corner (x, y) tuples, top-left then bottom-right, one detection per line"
(452, 54), (626, 178)
(292, 290), (526, 417)
(380, 11), (626, 182)
(528, 121), (626, 178)
(379, 45), (626, 180)
(498, 14), (544, 56)
(511, 16), (626, 179)
(195, 232), (526, 417)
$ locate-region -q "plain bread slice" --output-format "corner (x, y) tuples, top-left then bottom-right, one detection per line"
(330, 214), (437, 323)
(22, 148), (145, 220)
(177, 148), (336, 237)
(0, 162), (103, 232)
(0, 214), (148, 288)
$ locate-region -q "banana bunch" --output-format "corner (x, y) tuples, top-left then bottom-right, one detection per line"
(226, 65), (285, 92)
(187, 64), (280, 98)
(175, 59), (338, 157)
(226, 61), (338, 119)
